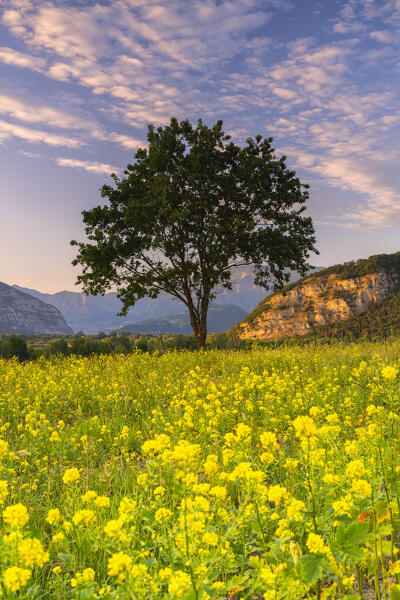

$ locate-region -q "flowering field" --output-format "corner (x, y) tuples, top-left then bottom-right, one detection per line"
(1, 343), (400, 599)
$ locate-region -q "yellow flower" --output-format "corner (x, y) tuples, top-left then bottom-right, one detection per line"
(168, 570), (191, 597)
(306, 533), (328, 554)
(3, 566), (31, 591)
(332, 495), (353, 516)
(0, 439), (8, 458)
(82, 490), (98, 503)
(3, 503), (29, 528)
(94, 495), (110, 508)
(346, 459), (366, 479)
(62, 467), (80, 485)
(52, 532), (65, 544)
(0, 480), (8, 503)
(286, 498), (305, 521)
(351, 479), (372, 497)
(209, 486), (227, 499)
(268, 485), (287, 505)
(381, 365), (397, 380)
(293, 415), (317, 438)
(18, 537), (49, 567)
(71, 567), (95, 587)
(46, 508), (61, 525)
(107, 552), (132, 576)
(72, 509), (96, 526)
(118, 497), (136, 521)
(169, 440), (201, 466)
(202, 531), (219, 546)
(155, 507), (173, 523)
(260, 431), (278, 450)
(142, 434), (170, 455)
(104, 518), (124, 537)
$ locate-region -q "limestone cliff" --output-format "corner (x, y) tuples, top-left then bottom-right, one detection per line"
(0, 282), (73, 335)
(234, 254), (400, 341)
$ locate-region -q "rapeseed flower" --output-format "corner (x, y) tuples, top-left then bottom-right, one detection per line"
(62, 467), (80, 484)
(3, 566), (31, 591)
(3, 503), (29, 528)
(18, 537), (49, 567)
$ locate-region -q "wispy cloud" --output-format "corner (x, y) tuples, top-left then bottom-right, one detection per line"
(0, 118), (82, 147)
(0, 0), (399, 229)
(0, 46), (45, 69)
(55, 157), (120, 175)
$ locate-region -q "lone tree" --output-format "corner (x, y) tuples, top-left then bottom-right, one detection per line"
(72, 118), (317, 349)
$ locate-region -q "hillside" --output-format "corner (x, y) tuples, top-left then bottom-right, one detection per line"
(113, 304), (247, 335)
(0, 281), (73, 335)
(232, 252), (400, 341)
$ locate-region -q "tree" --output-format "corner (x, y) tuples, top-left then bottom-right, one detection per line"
(47, 338), (69, 356)
(72, 118), (318, 349)
(2, 336), (29, 361)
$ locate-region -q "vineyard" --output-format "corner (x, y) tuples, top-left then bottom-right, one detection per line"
(0, 342), (400, 599)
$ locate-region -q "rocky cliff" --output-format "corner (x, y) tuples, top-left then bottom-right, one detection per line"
(0, 282), (73, 335)
(233, 253), (400, 341)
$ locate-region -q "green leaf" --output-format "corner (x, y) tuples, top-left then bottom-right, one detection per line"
(298, 553), (326, 584)
(336, 521), (369, 549)
(78, 588), (96, 600)
(343, 522), (369, 545)
(390, 585), (400, 600)
(182, 589), (200, 600)
(57, 552), (74, 567)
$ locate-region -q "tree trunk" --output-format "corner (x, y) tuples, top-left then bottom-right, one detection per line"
(195, 319), (207, 351)
(188, 307), (208, 351)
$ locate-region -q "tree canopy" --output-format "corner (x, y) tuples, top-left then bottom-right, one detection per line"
(72, 118), (318, 348)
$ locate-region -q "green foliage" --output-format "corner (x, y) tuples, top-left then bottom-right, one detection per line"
(297, 554), (326, 584)
(309, 291), (400, 341)
(72, 117), (317, 348)
(0, 335), (29, 361)
(47, 338), (69, 356)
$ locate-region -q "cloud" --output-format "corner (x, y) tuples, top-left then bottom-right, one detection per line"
(0, 119), (82, 147)
(0, 0), (286, 129)
(108, 133), (144, 150)
(18, 150), (43, 159)
(0, 0), (399, 230)
(0, 92), (93, 130)
(55, 157), (120, 175)
(0, 46), (45, 69)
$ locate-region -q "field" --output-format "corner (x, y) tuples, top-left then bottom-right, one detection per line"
(1, 343), (400, 599)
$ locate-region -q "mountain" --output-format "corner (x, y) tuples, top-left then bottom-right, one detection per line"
(15, 265), (322, 334)
(13, 266), (270, 333)
(113, 304), (247, 335)
(231, 252), (400, 341)
(0, 282), (73, 335)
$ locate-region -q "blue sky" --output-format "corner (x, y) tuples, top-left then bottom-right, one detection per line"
(1, 0), (400, 292)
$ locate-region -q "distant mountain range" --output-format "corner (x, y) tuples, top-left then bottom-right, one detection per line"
(115, 304), (247, 335)
(0, 282), (73, 335)
(10, 265), (323, 335)
(14, 266), (272, 333)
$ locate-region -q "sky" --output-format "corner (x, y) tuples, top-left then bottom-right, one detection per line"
(1, 0), (400, 293)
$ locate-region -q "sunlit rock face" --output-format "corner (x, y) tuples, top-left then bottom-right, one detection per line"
(0, 281), (73, 335)
(236, 270), (400, 341)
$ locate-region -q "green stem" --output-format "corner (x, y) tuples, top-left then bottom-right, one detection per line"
(183, 498), (198, 599)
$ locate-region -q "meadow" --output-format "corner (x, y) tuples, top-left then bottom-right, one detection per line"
(0, 342), (400, 599)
